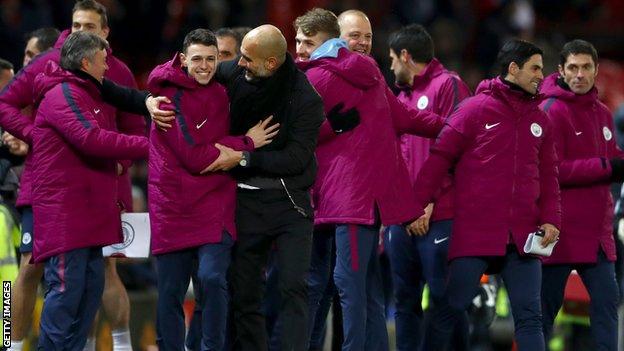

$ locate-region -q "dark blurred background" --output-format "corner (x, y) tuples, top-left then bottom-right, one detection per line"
(1, 0), (624, 105)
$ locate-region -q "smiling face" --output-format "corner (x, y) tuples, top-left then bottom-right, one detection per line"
(181, 43), (217, 85)
(238, 40), (271, 81)
(82, 48), (108, 83)
(559, 53), (597, 95)
(339, 14), (372, 55)
(295, 29), (328, 62)
(509, 53), (544, 95)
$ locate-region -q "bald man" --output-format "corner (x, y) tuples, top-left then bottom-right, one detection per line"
(338, 10), (373, 55)
(208, 25), (324, 351)
(101, 25), (323, 351)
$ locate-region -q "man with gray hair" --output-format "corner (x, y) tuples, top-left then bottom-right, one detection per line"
(30, 31), (147, 350)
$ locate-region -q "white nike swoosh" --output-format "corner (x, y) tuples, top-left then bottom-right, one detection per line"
(196, 119), (207, 129)
(94, 109), (100, 114)
(485, 122), (500, 130)
(575, 131), (582, 136)
(434, 237), (449, 244)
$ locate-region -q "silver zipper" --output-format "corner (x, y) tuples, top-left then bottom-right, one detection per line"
(280, 178), (308, 217)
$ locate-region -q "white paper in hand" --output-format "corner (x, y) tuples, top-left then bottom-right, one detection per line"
(523, 231), (557, 257)
(103, 212), (151, 258)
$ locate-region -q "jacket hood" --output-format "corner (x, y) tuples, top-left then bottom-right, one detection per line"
(540, 73), (598, 104)
(33, 61), (100, 105)
(54, 29), (70, 49)
(55, 28), (114, 55)
(147, 53), (208, 92)
(410, 59), (444, 88)
(476, 76), (543, 108)
(298, 47), (380, 90)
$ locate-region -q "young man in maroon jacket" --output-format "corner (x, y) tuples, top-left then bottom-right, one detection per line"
(539, 39), (623, 351)
(414, 39), (561, 351)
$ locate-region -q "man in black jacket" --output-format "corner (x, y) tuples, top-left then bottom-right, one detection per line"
(100, 25), (327, 351)
(206, 25), (324, 351)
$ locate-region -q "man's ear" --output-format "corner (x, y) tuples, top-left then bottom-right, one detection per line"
(80, 57), (91, 71)
(265, 56), (278, 71)
(400, 49), (411, 63)
(508, 61), (519, 76)
(101, 26), (110, 40)
(179, 52), (187, 67)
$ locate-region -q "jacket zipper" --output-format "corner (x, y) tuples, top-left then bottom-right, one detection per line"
(280, 178), (308, 218)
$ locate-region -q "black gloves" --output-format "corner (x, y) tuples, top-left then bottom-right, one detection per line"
(326, 102), (360, 134)
(610, 158), (624, 182)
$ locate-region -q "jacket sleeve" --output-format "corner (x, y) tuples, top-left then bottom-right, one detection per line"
(217, 135), (256, 152)
(47, 83), (148, 160)
(547, 105), (611, 186)
(413, 106), (473, 208)
(248, 92), (324, 175)
(157, 101), (254, 175)
(215, 58), (239, 86)
(0, 60), (45, 143)
(100, 79), (150, 115)
(537, 119), (562, 228)
(387, 86), (445, 138)
(112, 69), (148, 174)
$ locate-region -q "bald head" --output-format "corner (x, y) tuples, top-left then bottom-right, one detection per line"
(242, 25), (287, 64)
(238, 25), (288, 81)
(337, 10), (372, 55)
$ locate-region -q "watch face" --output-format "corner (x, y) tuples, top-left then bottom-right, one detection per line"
(240, 159), (247, 167)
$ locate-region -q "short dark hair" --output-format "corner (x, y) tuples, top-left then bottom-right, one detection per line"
(25, 27), (60, 52)
(496, 39), (543, 76)
(388, 24), (434, 64)
(73, 0), (108, 28)
(559, 39), (598, 67)
(294, 8), (340, 39)
(60, 31), (109, 71)
(0, 58), (13, 71)
(182, 28), (217, 54)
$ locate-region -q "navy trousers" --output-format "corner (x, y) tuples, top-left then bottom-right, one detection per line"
(334, 224), (388, 351)
(386, 221), (468, 351)
(38, 247), (104, 351)
(542, 249), (619, 351)
(156, 233), (233, 351)
(423, 245), (544, 351)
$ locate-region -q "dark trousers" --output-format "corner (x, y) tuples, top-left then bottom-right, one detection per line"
(423, 245), (544, 351)
(334, 224), (388, 351)
(185, 268), (203, 350)
(38, 247), (104, 351)
(266, 231), (326, 351)
(231, 189), (313, 351)
(386, 221), (468, 351)
(156, 233), (233, 351)
(541, 250), (619, 351)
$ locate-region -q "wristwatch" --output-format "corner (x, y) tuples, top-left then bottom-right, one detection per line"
(239, 151), (250, 167)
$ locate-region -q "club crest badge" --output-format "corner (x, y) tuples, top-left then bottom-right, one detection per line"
(530, 123), (542, 137)
(603, 126), (613, 141)
(417, 95), (429, 110)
